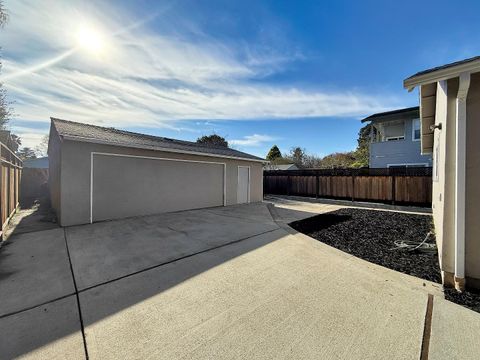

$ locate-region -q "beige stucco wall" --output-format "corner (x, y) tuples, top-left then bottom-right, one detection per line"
(433, 78), (458, 279)
(465, 72), (480, 284)
(92, 154), (224, 222)
(430, 73), (480, 288)
(56, 140), (264, 226)
(430, 81), (447, 273)
(47, 125), (62, 224)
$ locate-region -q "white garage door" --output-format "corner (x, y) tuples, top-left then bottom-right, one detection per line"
(91, 153), (225, 222)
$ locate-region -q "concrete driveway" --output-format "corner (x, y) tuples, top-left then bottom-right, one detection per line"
(1, 200), (479, 359)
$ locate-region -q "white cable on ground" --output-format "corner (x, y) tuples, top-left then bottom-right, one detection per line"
(390, 232), (436, 253)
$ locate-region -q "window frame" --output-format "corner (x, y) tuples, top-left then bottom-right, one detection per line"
(412, 118), (421, 142)
(385, 136), (405, 141)
(387, 163), (429, 168)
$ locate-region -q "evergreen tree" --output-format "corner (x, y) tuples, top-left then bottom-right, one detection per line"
(266, 145), (282, 161)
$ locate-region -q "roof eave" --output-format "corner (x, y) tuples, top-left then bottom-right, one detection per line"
(361, 111), (420, 123)
(404, 59), (480, 91)
(61, 134), (266, 163)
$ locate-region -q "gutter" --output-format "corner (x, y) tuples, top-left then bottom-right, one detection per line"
(454, 72), (470, 291)
(59, 134), (266, 163)
(404, 58), (480, 91)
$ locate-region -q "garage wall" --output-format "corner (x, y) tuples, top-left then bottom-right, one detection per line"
(47, 125), (62, 223)
(92, 154), (224, 222)
(58, 140), (263, 226)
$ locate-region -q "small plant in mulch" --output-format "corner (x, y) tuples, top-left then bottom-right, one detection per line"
(290, 208), (480, 313)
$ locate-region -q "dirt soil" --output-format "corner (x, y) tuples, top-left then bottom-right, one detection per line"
(290, 208), (480, 313)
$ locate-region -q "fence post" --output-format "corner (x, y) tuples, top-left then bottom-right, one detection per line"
(315, 173), (319, 198)
(287, 175), (291, 196)
(391, 175), (396, 205)
(351, 173), (355, 202)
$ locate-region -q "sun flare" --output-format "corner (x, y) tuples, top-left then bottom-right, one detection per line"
(76, 25), (104, 53)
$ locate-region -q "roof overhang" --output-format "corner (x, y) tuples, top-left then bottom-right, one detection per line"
(60, 134), (266, 163)
(403, 57), (480, 155)
(404, 58), (480, 91)
(362, 106), (419, 123)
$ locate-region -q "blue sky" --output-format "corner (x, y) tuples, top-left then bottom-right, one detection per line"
(1, 0), (479, 157)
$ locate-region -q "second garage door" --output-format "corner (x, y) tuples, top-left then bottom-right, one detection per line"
(91, 153), (225, 222)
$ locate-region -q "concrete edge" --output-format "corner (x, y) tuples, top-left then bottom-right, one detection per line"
(265, 195), (432, 214)
(266, 202), (444, 298)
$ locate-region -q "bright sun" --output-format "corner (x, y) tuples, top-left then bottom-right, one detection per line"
(76, 26), (104, 53)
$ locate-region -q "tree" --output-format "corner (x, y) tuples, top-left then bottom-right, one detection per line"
(0, 1), (7, 26)
(0, 1), (11, 130)
(318, 152), (357, 168)
(266, 145), (282, 161)
(303, 153), (322, 168)
(35, 134), (49, 156)
(196, 134), (228, 147)
(285, 147), (306, 167)
(9, 134), (20, 152)
(17, 147), (37, 160)
(352, 124), (371, 168)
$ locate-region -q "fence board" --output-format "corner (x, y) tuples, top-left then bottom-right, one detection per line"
(0, 142), (23, 239)
(264, 167), (432, 206)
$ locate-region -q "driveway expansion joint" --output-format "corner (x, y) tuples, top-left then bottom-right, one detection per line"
(420, 293), (434, 360)
(0, 292), (76, 319)
(77, 227), (281, 294)
(64, 228), (89, 360)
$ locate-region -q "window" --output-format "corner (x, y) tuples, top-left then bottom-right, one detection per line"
(383, 121), (405, 141)
(412, 118), (421, 141)
(386, 136), (405, 141)
(387, 163), (428, 168)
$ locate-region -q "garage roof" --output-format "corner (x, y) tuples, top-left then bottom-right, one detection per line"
(51, 118), (265, 162)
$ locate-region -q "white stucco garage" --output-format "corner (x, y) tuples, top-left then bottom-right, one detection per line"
(48, 118), (265, 226)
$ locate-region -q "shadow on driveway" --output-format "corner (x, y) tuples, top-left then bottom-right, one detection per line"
(0, 203), (294, 359)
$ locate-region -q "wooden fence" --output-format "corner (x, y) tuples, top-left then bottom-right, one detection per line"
(1, 142), (22, 239)
(264, 167), (432, 206)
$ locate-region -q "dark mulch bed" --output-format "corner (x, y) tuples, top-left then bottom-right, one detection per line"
(290, 209), (441, 283)
(290, 208), (441, 283)
(444, 288), (480, 313)
(290, 208), (480, 313)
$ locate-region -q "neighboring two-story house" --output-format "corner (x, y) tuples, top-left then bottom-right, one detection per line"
(361, 106), (432, 168)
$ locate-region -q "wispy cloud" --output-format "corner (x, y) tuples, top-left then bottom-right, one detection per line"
(1, 0), (402, 148)
(230, 134), (278, 147)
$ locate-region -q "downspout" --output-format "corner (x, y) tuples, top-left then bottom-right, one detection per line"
(454, 72), (470, 291)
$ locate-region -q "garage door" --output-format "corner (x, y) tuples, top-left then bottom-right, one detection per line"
(91, 153), (225, 222)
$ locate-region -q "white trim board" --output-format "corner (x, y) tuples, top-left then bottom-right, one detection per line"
(90, 151), (227, 223)
(387, 163), (429, 168)
(237, 165), (250, 204)
(404, 59), (480, 91)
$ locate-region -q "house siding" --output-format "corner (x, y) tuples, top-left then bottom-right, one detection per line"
(464, 73), (480, 285)
(428, 73), (480, 289)
(369, 118), (433, 168)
